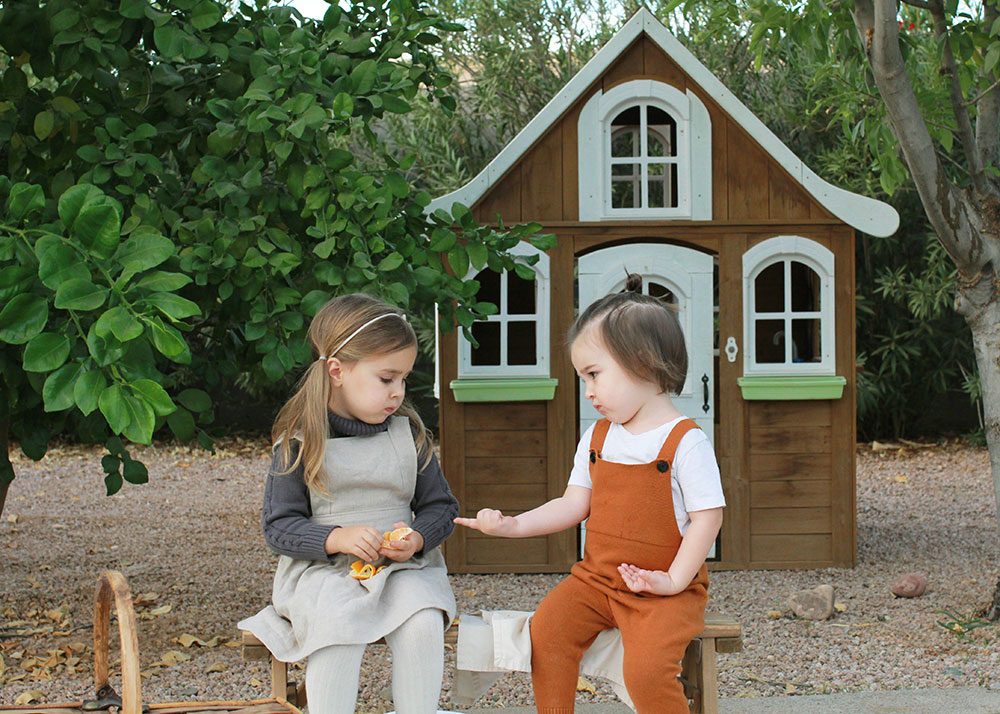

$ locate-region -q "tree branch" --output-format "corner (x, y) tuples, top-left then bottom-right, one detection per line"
(851, 0), (983, 276)
(976, 1), (1000, 186)
(929, 1), (987, 193)
(899, 0), (939, 10)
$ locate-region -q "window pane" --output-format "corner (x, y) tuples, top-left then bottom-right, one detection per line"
(507, 271), (536, 314)
(477, 268), (500, 305)
(470, 322), (501, 366)
(791, 261), (821, 312)
(648, 130), (665, 157)
(791, 319), (821, 363)
(647, 164), (677, 208)
(755, 319), (785, 363)
(507, 321), (537, 365)
(754, 262), (784, 312)
(649, 176), (665, 208)
(611, 171), (639, 208)
(611, 129), (636, 158)
(611, 162), (637, 176)
(647, 106), (677, 156)
(648, 281), (677, 305)
(611, 106), (641, 126)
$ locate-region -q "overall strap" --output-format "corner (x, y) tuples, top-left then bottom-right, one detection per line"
(588, 418), (612, 461)
(655, 418), (700, 467)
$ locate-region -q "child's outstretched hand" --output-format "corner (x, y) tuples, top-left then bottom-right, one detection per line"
(454, 508), (520, 537)
(326, 525), (384, 562)
(618, 563), (682, 596)
(379, 522), (424, 562)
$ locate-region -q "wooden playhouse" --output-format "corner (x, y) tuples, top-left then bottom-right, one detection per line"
(430, 8), (898, 573)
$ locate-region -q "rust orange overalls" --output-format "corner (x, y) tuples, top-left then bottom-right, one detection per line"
(530, 418), (709, 714)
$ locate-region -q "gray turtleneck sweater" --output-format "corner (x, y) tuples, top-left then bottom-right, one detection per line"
(261, 412), (458, 561)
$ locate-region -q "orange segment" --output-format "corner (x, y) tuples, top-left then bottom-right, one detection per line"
(380, 526), (414, 548)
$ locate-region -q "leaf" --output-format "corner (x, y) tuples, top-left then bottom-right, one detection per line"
(332, 92), (354, 118)
(176, 388), (211, 413)
(58, 184), (104, 229)
(0, 294), (48, 344)
(43, 362), (81, 412)
(14, 691), (44, 706)
(191, 0), (222, 29)
(205, 662), (228, 673)
(23, 333), (71, 372)
(74, 370), (107, 416)
(150, 605), (173, 616)
(576, 676), (596, 694)
(131, 379), (176, 417)
(97, 306), (144, 342)
(122, 456), (148, 484)
(36, 236), (85, 289)
(117, 231), (175, 283)
(145, 292), (201, 321)
(134, 271), (192, 292)
(147, 318), (188, 360)
(466, 242), (488, 271)
(33, 111), (54, 140)
(72, 198), (121, 259)
(54, 279), (108, 311)
(7, 183), (45, 221)
(377, 252), (404, 271)
(154, 25), (185, 58)
(99, 384), (130, 434)
(167, 407), (196, 441)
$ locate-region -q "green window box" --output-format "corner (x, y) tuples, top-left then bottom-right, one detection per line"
(450, 378), (558, 403)
(737, 375), (846, 401)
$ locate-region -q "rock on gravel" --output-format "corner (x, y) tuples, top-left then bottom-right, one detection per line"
(2, 440), (998, 711)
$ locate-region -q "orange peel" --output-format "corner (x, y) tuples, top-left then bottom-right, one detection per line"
(380, 526), (414, 549)
(349, 561), (376, 580)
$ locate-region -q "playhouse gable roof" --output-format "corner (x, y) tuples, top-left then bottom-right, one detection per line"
(428, 8), (899, 237)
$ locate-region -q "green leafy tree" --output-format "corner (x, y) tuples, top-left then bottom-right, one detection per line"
(682, 0), (1000, 617)
(0, 0), (552, 515)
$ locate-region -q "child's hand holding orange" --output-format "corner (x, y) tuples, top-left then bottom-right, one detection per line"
(379, 522), (423, 562)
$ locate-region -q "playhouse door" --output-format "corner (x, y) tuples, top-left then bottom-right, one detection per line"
(577, 243), (715, 442)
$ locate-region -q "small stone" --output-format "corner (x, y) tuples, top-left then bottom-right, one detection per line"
(891, 572), (928, 598)
(783, 584), (834, 620)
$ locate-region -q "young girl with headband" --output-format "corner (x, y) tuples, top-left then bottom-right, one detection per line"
(240, 293), (458, 714)
(456, 274), (725, 713)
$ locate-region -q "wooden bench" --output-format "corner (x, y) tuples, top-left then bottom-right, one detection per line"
(240, 612), (740, 714)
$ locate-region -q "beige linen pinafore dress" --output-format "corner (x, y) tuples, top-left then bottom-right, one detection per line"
(239, 417), (456, 662)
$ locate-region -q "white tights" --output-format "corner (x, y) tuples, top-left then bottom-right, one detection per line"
(304, 608), (444, 714)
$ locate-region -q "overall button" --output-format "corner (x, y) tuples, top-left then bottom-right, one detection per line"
(656, 460), (669, 472)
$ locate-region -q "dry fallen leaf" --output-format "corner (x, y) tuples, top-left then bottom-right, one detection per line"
(14, 690), (44, 706)
(7, 514), (18, 524)
(576, 676), (596, 694)
(205, 662), (228, 673)
(175, 634), (223, 648)
(151, 650), (191, 667)
(150, 604), (172, 616)
(250, 677), (264, 688)
(785, 683), (797, 694)
(834, 602), (848, 613)
(893, 474), (908, 483)
(134, 592), (159, 607)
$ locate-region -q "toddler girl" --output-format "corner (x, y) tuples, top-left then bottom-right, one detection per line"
(456, 275), (725, 713)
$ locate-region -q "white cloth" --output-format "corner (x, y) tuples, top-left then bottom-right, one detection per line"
(568, 417), (726, 535)
(239, 417), (456, 662)
(451, 611), (635, 711)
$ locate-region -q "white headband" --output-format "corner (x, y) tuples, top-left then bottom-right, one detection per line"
(318, 312), (408, 360)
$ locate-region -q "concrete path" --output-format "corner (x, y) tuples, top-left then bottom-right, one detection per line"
(453, 686), (1000, 713)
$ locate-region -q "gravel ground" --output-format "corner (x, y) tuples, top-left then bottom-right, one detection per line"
(1, 439), (999, 711)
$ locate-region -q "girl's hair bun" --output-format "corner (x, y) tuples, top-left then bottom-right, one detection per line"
(624, 272), (643, 293)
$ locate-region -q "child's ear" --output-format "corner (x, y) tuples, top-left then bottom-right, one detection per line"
(325, 357), (345, 386)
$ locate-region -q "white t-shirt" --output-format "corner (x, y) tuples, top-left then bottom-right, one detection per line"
(568, 417), (726, 536)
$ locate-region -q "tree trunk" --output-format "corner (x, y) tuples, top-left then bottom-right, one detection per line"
(965, 296), (1000, 620)
(0, 418), (10, 519)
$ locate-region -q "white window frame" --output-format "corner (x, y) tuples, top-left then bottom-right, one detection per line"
(458, 244), (550, 378)
(578, 80), (712, 221)
(742, 236), (835, 376)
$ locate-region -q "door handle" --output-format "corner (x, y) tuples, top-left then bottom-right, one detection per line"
(701, 374), (710, 413)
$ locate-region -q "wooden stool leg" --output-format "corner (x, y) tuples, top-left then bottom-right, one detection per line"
(270, 656), (288, 701)
(699, 638), (718, 714)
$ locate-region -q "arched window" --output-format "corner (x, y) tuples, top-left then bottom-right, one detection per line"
(578, 80), (712, 221)
(742, 236), (834, 375)
(458, 246), (550, 378)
